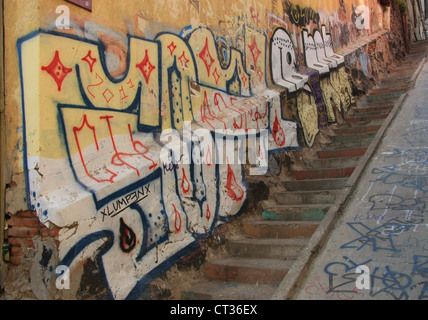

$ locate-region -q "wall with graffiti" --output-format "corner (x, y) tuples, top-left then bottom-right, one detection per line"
(3, 0), (411, 299)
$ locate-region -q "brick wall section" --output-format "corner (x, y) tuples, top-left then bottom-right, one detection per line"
(5, 211), (60, 265)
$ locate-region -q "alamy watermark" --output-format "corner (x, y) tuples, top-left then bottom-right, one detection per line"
(55, 5), (70, 30)
(355, 265), (370, 290)
(55, 265), (70, 290)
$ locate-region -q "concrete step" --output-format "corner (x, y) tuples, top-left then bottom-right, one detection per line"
(368, 86), (408, 95)
(335, 118), (384, 129)
(330, 132), (376, 143)
(357, 98), (399, 108)
(334, 124), (382, 135)
(261, 199), (328, 221)
(320, 138), (372, 151)
(227, 238), (308, 260)
(243, 220), (320, 239)
(362, 91), (405, 101)
(182, 280), (278, 300)
(261, 207), (327, 221)
(304, 156), (361, 169)
(275, 189), (340, 205)
(352, 105), (393, 114)
(344, 113), (388, 123)
(282, 177), (348, 191)
(203, 257), (294, 285)
(389, 67), (419, 76)
(378, 76), (411, 84)
(317, 147), (367, 159)
(293, 166), (355, 179)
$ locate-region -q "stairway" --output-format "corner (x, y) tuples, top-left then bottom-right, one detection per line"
(182, 40), (428, 300)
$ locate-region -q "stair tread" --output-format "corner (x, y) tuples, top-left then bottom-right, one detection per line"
(293, 166), (356, 172)
(244, 220), (321, 226)
(276, 189), (341, 194)
(318, 146), (368, 152)
(262, 200), (330, 209)
(183, 280), (278, 300)
(229, 237), (309, 246)
(207, 257), (295, 270)
(282, 177), (348, 183)
(305, 154), (362, 160)
(304, 157), (361, 169)
(293, 167), (355, 179)
(261, 199), (329, 211)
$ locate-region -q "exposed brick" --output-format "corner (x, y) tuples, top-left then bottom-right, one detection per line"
(9, 256), (22, 265)
(203, 258), (292, 286)
(40, 228), (60, 237)
(7, 237), (34, 248)
(293, 167), (355, 180)
(7, 227), (40, 238)
(243, 221), (319, 239)
(11, 246), (23, 257)
(8, 216), (44, 228)
(14, 210), (38, 218)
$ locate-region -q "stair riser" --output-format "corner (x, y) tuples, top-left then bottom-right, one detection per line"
(334, 125), (381, 135)
(321, 139), (371, 151)
(283, 179), (347, 191)
(182, 282), (277, 300)
(262, 209), (327, 221)
(362, 91), (404, 101)
(275, 191), (338, 205)
(367, 87), (407, 95)
(228, 241), (304, 259)
(317, 148), (367, 159)
(352, 106), (393, 114)
(203, 264), (288, 286)
(294, 167), (355, 180)
(304, 157), (360, 169)
(358, 95), (402, 107)
(243, 223), (318, 239)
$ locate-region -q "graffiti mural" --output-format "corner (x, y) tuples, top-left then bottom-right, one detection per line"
(17, 24), (299, 299)
(283, 0), (320, 27)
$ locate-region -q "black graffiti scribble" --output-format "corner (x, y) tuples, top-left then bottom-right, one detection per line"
(403, 127), (428, 147)
(412, 255), (428, 278)
(340, 222), (407, 252)
(283, 0), (320, 27)
(322, 256), (428, 300)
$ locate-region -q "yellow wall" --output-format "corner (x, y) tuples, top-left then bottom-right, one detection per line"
(4, 0), (389, 174)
